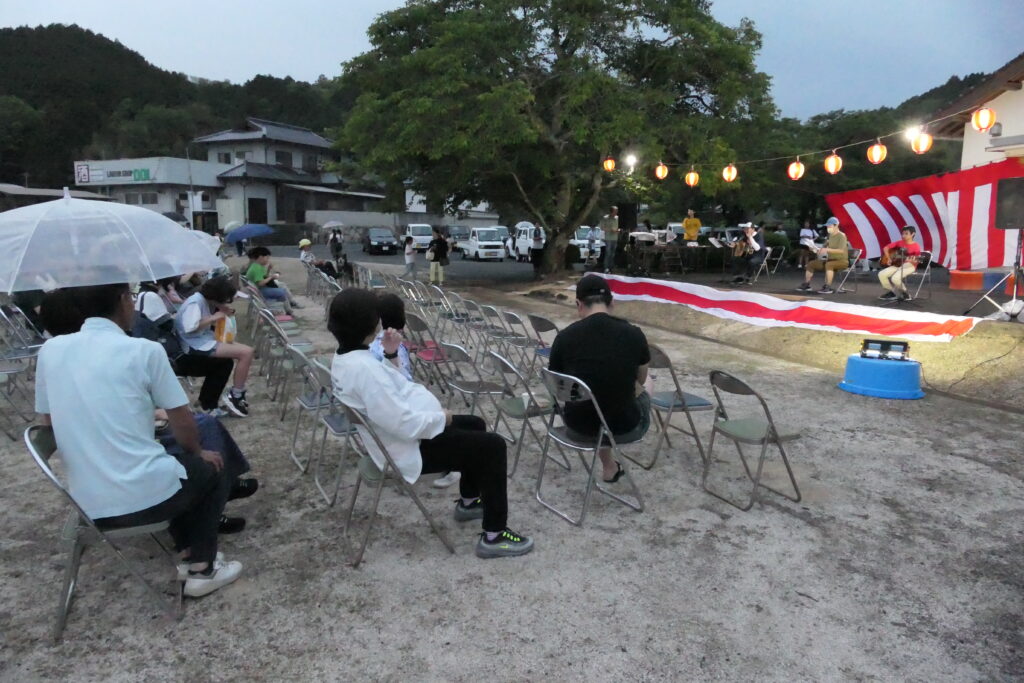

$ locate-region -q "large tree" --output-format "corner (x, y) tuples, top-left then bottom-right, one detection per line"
(338, 0), (773, 271)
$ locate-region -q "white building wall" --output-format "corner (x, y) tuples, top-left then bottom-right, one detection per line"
(960, 88), (1024, 169)
(220, 181), (278, 223)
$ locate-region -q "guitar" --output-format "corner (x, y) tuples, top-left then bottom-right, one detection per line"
(881, 247), (911, 267)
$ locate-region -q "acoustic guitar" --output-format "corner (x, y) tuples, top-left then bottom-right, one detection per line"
(881, 247), (910, 267)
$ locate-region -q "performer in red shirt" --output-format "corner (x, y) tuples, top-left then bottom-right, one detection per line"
(878, 226), (922, 301)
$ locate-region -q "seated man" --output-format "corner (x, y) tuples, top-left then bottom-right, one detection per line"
(878, 225), (922, 301)
(796, 217), (849, 294)
(244, 247), (301, 312)
(729, 222), (766, 284)
(329, 288), (533, 558)
(548, 274), (651, 482)
(34, 283), (243, 597)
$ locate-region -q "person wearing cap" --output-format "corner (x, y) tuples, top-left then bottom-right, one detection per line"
(796, 217), (849, 295)
(878, 225), (922, 301)
(548, 274), (651, 483)
(729, 222), (766, 284)
(299, 238), (338, 278)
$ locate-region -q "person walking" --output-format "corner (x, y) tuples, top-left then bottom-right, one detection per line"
(403, 237), (417, 279)
(427, 227), (449, 285)
(599, 206), (619, 273)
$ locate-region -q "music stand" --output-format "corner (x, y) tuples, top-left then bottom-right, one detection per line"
(961, 228), (1024, 318)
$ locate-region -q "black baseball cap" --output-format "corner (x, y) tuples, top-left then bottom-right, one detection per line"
(576, 274), (611, 300)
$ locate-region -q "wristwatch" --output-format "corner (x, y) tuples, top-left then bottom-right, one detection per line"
(383, 350), (399, 359)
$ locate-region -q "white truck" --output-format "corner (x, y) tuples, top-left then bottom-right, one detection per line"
(458, 227), (506, 261)
(510, 223), (546, 262)
(403, 223), (433, 251)
(569, 226), (605, 262)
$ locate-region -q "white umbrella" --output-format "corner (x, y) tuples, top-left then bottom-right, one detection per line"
(189, 229), (223, 255)
(322, 220), (345, 230)
(0, 191), (226, 293)
(223, 220), (243, 233)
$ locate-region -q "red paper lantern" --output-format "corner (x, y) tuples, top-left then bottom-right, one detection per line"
(824, 151), (843, 175)
(654, 162), (669, 180)
(787, 158), (805, 181)
(602, 156), (616, 172)
(866, 140), (887, 165)
(684, 168), (699, 187)
(971, 107), (996, 133)
(722, 164), (737, 183)
(910, 132), (933, 155)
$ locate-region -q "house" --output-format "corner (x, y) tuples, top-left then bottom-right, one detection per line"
(0, 183), (111, 211)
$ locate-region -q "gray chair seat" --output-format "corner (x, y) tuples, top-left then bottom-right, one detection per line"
(449, 380), (503, 394)
(714, 417), (801, 444)
(497, 396), (552, 419)
(296, 390), (332, 411)
(649, 390), (713, 412)
(321, 411), (357, 436)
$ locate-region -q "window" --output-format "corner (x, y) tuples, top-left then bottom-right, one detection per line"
(216, 152), (231, 164)
(124, 193), (140, 205)
(275, 150), (293, 167)
(178, 193), (188, 201)
(140, 193), (159, 205)
(234, 150), (252, 161)
(303, 154), (318, 171)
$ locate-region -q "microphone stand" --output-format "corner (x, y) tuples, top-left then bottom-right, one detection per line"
(962, 228), (1024, 319)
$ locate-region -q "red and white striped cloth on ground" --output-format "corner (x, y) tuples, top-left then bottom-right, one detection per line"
(825, 158), (1024, 271)
(598, 274), (979, 342)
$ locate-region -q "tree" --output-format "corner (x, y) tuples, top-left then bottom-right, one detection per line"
(0, 96), (42, 183)
(338, 0), (773, 271)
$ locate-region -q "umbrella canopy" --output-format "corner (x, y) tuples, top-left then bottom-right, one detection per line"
(322, 220), (345, 230)
(190, 230), (223, 255)
(225, 223), (273, 245)
(223, 220), (243, 233)
(0, 193), (226, 294)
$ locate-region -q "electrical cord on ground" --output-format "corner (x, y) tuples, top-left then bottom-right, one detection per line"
(920, 336), (1023, 393)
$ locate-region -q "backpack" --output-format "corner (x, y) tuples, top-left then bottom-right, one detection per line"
(131, 292), (185, 361)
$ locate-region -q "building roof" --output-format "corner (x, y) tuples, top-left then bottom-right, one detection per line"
(218, 161), (324, 183)
(282, 183), (385, 199)
(932, 52), (1024, 137)
(0, 184), (112, 200)
(193, 117), (333, 149)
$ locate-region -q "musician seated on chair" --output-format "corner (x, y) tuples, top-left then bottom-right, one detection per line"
(548, 274), (652, 484)
(34, 284), (244, 598)
(729, 222), (766, 285)
(328, 288), (534, 559)
(878, 225), (922, 301)
(796, 217), (849, 295)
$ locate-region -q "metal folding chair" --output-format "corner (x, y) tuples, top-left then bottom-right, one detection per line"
(904, 250), (934, 300)
(535, 369), (645, 526)
(310, 358), (358, 506)
(751, 246), (774, 283)
(24, 426), (183, 642)
(438, 341), (509, 427)
(404, 312), (451, 393)
(526, 313), (559, 373)
(835, 248), (863, 293)
(702, 370), (802, 511)
(642, 344), (713, 470)
(340, 404), (456, 568)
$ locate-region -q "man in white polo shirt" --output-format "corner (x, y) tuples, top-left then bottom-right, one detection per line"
(35, 283), (243, 598)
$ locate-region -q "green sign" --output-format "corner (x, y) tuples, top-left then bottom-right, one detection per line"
(132, 168), (151, 181)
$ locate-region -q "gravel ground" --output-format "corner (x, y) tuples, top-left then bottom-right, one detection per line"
(0, 257), (1021, 681)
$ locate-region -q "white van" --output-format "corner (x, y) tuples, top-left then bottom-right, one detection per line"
(511, 223), (546, 262)
(458, 227), (506, 261)
(404, 223), (433, 251)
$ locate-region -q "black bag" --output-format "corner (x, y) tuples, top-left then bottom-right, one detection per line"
(131, 292), (185, 361)
(440, 256), (450, 266)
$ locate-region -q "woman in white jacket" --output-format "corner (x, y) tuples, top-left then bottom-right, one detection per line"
(328, 289), (534, 559)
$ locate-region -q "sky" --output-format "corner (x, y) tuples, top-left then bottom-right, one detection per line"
(1, 0), (1022, 120)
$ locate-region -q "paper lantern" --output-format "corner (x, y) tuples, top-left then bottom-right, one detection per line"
(722, 163), (738, 183)
(910, 132), (933, 155)
(787, 158), (805, 181)
(602, 156), (616, 172)
(824, 150), (843, 175)
(654, 162), (669, 180)
(866, 140), (887, 165)
(971, 107), (996, 133)
(684, 168), (699, 187)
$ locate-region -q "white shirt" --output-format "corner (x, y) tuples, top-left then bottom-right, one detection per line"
(331, 349), (446, 483)
(175, 291), (217, 352)
(404, 244), (415, 264)
(299, 249), (315, 265)
(135, 289), (172, 324)
(35, 317), (189, 519)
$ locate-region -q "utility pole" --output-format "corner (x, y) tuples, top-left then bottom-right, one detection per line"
(21, 172), (29, 188)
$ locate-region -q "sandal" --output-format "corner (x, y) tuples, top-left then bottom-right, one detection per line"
(603, 461), (625, 484)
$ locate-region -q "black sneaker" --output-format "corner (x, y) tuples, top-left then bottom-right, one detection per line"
(818, 285), (834, 294)
(228, 478), (259, 502)
(223, 392), (249, 417)
(878, 291), (897, 300)
(453, 497), (484, 522)
(796, 282), (811, 292)
(475, 528), (534, 559)
(218, 515), (246, 534)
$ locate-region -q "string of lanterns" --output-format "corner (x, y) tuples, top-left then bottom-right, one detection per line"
(601, 106), (996, 186)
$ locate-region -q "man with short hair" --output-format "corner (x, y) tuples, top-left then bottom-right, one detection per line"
(548, 274), (651, 482)
(797, 216), (849, 294)
(878, 225), (922, 301)
(599, 206), (619, 273)
(35, 283), (243, 597)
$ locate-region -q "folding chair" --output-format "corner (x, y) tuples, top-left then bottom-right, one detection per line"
(404, 312), (451, 393)
(340, 404), (455, 568)
(500, 310), (542, 372)
(25, 426), (183, 642)
(283, 346), (332, 472)
(904, 250), (933, 300)
(835, 248), (863, 293)
(438, 341), (509, 426)
(526, 314), (560, 372)
(751, 246), (774, 283)
(641, 344), (713, 470)
(535, 369), (644, 526)
(702, 370), (802, 511)
(768, 245), (787, 275)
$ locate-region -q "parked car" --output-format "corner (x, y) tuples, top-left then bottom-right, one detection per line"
(510, 223), (546, 262)
(363, 227), (400, 255)
(458, 227), (506, 261)
(403, 223), (433, 251)
(447, 225), (470, 251)
(569, 227), (605, 261)
(709, 227), (743, 244)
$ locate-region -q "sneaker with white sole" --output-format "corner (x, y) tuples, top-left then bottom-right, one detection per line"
(432, 471), (461, 488)
(453, 497), (484, 522)
(222, 392), (249, 417)
(183, 557), (243, 597)
(203, 407), (230, 419)
(177, 552), (224, 580)
(475, 528), (534, 559)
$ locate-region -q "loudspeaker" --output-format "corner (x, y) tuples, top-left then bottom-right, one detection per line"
(994, 177), (1024, 230)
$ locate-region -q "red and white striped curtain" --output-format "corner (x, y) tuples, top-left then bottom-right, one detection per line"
(825, 158), (1024, 270)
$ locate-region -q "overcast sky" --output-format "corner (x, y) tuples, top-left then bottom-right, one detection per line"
(1, 0), (1021, 120)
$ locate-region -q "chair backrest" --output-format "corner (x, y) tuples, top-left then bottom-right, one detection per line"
(479, 304), (508, 331)
(24, 425), (99, 527)
(540, 368), (617, 443)
(708, 369), (778, 432)
(527, 313), (559, 343)
(846, 248), (862, 269)
(647, 343), (686, 396)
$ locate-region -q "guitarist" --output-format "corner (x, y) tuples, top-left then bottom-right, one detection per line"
(878, 226), (922, 301)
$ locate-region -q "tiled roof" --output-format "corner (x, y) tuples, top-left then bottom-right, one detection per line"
(194, 117), (333, 149)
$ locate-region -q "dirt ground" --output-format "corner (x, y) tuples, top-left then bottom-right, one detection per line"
(1, 257), (1021, 681)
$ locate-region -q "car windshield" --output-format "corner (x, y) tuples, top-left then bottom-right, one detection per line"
(476, 229), (499, 242)
(449, 228), (468, 238)
(576, 228), (602, 239)
(369, 229), (392, 238)
(410, 225), (431, 236)
(494, 227), (509, 239)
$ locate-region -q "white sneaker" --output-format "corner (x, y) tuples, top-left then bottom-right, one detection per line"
(183, 557), (243, 598)
(177, 551), (224, 580)
(432, 471), (461, 488)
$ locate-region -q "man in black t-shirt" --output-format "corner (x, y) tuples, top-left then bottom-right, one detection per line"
(548, 274), (651, 483)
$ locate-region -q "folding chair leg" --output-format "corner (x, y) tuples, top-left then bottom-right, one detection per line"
(343, 474), (383, 568)
(53, 535), (86, 643)
(702, 434), (800, 510)
(535, 436), (601, 526)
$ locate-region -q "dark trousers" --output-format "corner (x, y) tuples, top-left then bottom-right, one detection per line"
(157, 414), (251, 483)
(419, 415), (508, 532)
(530, 247), (544, 273)
(317, 262), (338, 278)
(173, 354), (233, 411)
(732, 252), (765, 279)
(94, 449), (230, 564)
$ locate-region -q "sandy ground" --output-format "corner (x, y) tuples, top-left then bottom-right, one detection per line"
(1, 257), (1022, 681)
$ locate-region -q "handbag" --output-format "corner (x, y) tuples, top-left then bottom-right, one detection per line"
(426, 248), (436, 262)
(131, 293), (185, 360)
(214, 315), (237, 343)
(440, 256), (450, 266)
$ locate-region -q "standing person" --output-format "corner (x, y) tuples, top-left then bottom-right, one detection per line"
(34, 283), (243, 597)
(403, 236), (417, 279)
(599, 206), (619, 274)
(548, 274), (651, 483)
(427, 227), (449, 285)
(530, 225), (545, 280)
(796, 217), (849, 294)
(234, 237), (246, 258)
(796, 219), (819, 268)
(298, 239), (338, 278)
(878, 226), (922, 301)
(682, 209), (701, 242)
(729, 222), (766, 284)
(329, 230), (344, 263)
